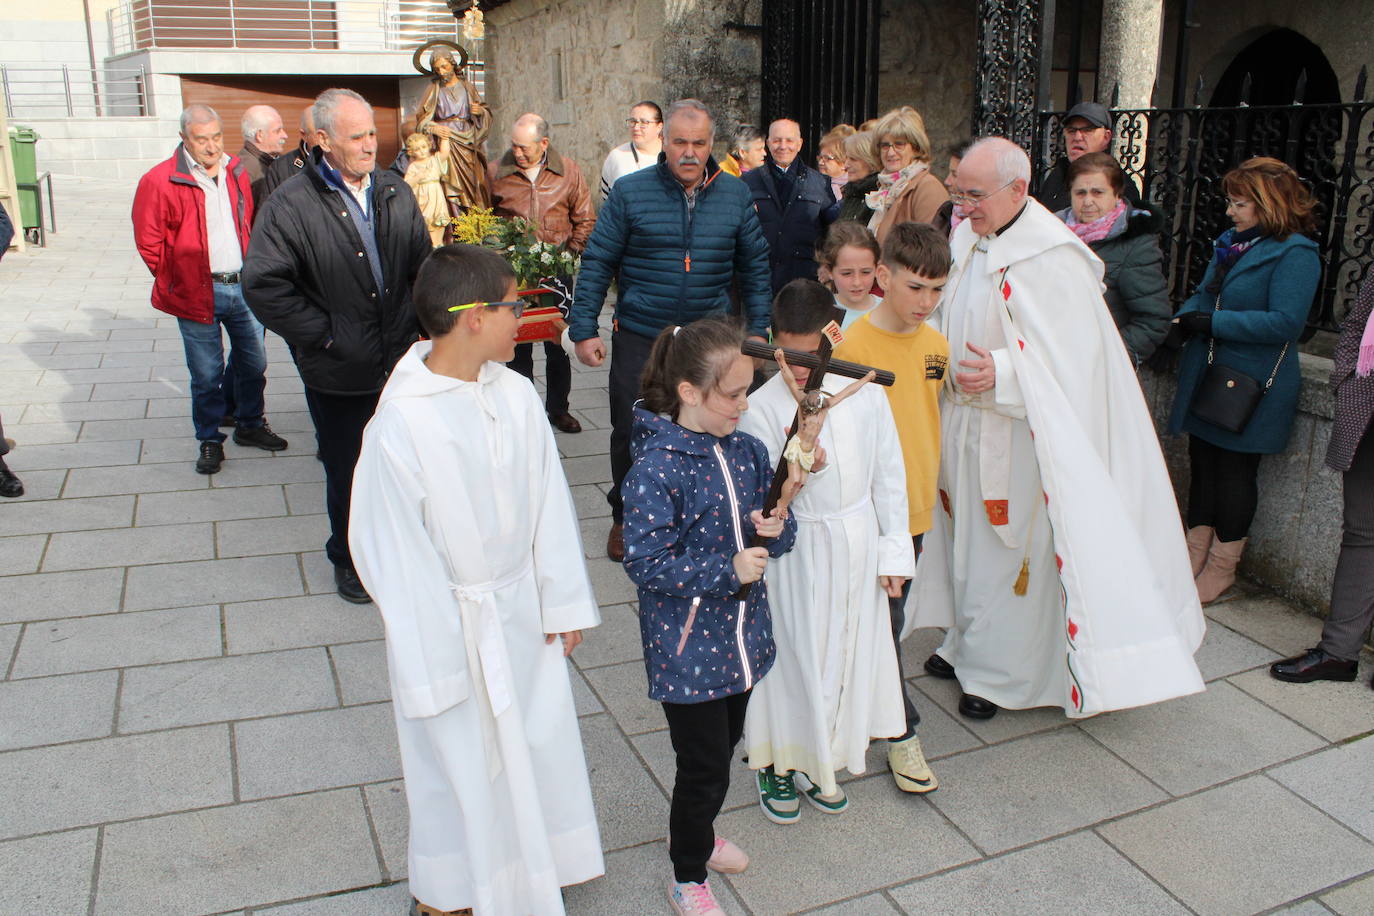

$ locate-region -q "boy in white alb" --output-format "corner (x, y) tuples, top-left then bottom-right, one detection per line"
(349, 244), (603, 916)
(740, 278), (917, 822)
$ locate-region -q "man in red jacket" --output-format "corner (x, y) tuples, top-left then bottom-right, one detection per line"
(133, 103), (286, 473)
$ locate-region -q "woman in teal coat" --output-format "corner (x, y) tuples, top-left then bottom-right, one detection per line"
(1167, 158), (1320, 604)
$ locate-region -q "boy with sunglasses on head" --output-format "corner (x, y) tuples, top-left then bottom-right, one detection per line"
(349, 243), (604, 916)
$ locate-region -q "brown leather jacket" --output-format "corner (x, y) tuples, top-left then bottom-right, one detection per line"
(487, 145), (595, 253)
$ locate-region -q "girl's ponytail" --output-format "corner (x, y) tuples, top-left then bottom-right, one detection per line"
(639, 316), (746, 418)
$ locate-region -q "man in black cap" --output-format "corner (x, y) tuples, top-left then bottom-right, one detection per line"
(1036, 101), (1142, 213)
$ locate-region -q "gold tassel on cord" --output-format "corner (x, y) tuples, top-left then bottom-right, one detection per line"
(1013, 558), (1030, 596)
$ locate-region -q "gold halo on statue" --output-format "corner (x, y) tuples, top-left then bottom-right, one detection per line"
(412, 40), (469, 78)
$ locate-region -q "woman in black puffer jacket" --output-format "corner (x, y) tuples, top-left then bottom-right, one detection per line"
(834, 130), (880, 224)
(1055, 152), (1170, 366)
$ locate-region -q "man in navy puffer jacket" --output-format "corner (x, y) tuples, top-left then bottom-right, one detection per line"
(569, 99), (772, 561)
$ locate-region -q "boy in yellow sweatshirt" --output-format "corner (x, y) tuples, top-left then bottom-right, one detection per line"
(833, 221), (950, 791)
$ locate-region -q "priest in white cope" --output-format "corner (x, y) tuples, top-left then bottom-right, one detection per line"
(911, 137), (1205, 720)
(349, 244), (603, 915)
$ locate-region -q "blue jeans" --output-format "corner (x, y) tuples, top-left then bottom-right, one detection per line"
(176, 282), (267, 442)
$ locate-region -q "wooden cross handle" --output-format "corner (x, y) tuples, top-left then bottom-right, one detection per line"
(740, 340), (895, 387)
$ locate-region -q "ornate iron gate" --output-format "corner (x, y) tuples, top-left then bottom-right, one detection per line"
(973, 0), (1051, 151)
(760, 0), (880, 152)
(1035, 69), (1374, 333)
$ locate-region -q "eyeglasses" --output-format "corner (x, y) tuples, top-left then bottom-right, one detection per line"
(878, 140), (912, 151)
(1063, 126), (1106, 137)
(626, 118), (661, 127)
(447, 299), (526, 317)
(818, 154), (841, 163)
(949, 180), (1017, 208)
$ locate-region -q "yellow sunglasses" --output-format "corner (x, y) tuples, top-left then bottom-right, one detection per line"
(447, 299), (526, 317)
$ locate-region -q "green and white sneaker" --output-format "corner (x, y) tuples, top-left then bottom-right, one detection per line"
(792, 771), (849, 814)
(756, 765), (800, 824)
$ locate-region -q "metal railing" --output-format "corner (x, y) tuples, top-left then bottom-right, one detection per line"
(0, 65), (154, 118)
(1035, 68), (1374, 336)
(107, 0), (460, 54)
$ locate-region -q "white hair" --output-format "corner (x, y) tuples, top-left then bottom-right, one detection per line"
(969, 136), (1031, 185)
(513, 112), (549, 141)
(179, 103), (219, 136)
(312, 88), (373, 139)
(240, 105), (278, 145)
(664, 98), (715, 143)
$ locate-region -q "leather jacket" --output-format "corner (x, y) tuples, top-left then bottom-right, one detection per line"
(487, 145), (595, 253)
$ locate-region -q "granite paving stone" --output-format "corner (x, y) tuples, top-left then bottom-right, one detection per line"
(1099, 776), (1374, 916)
(208, 454), (326, 487)
(225, 594), (384, 654)
(1230, 666), (1374, 742)
(1323, 873), (1374, 914)
(582, 659), (664, 736)
(888, 832), (1188, 915)
(136, 484), (288, 526)
(43, 521), (214, 571)
(1206, 593), (1327, 657)
(94, 788), (381, 916)
(0, 623), (20, 673)
(718, 773), (980, 913)
(0, 829), (99, 915)
(0, 494), (134, 537)
(587, 555), (640, 606)
(235, 703), (402, 799)
(217, 513), (331, 558)
(575, 602), (646, 669)
(1273, 900), (1345, 916)
(88, 380), (188, 400)
(0, 468), (67, 501)
(1193, 620), (1284, 681)
(0, 567), (127, 624)
(802, 894), (903, 915)
(570, 482), (613, 520)
(563, 841), (748, 915)
(0, 440), (140, 471)
(1080, 679), (1325, 794)
(580, 713), (672, 851)
(20, 399), (146, 422)
(254, 883), (414, 915)
(926, 729), (1166, 854)
(331, 639), (391, 706)
(363, 780), (409, 881)
(119, 648), (339, 732)
(0, 669), (118, 750)
(632, 726), (758, 814)
(1271, 734), (1374, 842)
(12, 605), (222, 677)
(912, 675), (1072, 746)
(123, 554), (304, 611)
(0, 533), (46, 575)
(563, 454), (614, 486)
(570, 666), (605, 716)
(284, 481), (327, 515)
(3, 420), (82, 443)
(63, 460), (212, 497)
(0, 725), (232, 839)
(76, 415), (193, 441)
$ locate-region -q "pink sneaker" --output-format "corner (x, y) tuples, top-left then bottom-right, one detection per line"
(706, 835), (748, 874)
(669, 879), (726, 916)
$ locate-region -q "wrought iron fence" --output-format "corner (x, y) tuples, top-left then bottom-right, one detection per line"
(0, 65), (153, 118)
(107, 0), (458, 54)
(1035, 69), (1374, 335)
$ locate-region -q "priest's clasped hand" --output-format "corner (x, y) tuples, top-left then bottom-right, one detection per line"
(879, 575), (908, 598)
(545, 630), (583, 657)
(955, 342), (996, 394)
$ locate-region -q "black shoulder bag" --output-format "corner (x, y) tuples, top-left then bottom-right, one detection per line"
(1188, 293), (1288, 434)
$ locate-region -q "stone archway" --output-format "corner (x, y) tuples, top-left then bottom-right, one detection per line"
(1209, 28), (1341, 106)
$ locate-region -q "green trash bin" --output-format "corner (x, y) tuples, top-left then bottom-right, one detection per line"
(9, 126), (40, 230)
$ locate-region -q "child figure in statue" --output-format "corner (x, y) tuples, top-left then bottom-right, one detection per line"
(404, 132), (451, 249)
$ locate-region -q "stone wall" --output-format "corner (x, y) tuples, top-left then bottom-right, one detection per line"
(1140, 358), (1343, 616)
(660, 0), (762, 149)
(875, 0), (977, 175)
(483, 0), (669, 188)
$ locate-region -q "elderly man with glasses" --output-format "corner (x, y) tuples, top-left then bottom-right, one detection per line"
(1035, 101), (1142, 213)
(911, 137), (1205, 724)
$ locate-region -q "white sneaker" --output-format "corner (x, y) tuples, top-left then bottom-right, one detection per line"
(888, 734), (938, 793)
(669, 879), (727, 916)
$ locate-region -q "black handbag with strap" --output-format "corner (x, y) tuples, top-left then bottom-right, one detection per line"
(1188, 293), (1288, 434)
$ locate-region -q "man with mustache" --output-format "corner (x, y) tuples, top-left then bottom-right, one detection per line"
(568, 98), (772, 562)
(1035, 101), (1141, 213)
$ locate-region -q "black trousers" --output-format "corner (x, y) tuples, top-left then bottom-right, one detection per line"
(303, 387), (380, 569)
(509, 340), (572, 415)
(662, 690), (751, 884)
(887, 533), (924, 739)
(1319, 431), (1374, 660)
(607, 328), (657, 523)
(1186, 435), (1264, 542)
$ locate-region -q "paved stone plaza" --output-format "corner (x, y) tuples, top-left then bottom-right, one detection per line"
(2, 176), (1374, 915)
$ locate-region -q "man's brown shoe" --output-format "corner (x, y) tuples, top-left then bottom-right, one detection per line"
(550, 411), (583, 433)
(607, 522), (625, 562)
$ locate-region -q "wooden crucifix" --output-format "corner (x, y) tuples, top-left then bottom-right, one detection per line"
(734, 326), (891, 599)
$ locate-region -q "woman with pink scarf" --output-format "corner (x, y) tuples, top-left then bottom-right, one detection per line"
(1270, 273), (1374, 684)
(1054, 152), (1170, 366)
(866, 107), (948, 244)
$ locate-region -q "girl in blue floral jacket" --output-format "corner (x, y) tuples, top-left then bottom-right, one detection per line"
(622, 316), (796, 915)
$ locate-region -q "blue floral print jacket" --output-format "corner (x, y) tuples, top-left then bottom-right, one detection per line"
(623, 405), (797, 703)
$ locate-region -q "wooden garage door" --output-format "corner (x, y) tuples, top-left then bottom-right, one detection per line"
(180, 75), (403, 168)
